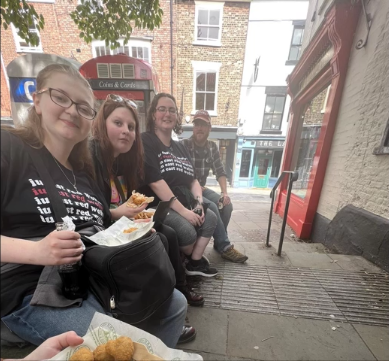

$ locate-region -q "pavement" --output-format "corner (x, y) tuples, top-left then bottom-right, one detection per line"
(177, 188), (389, 361)
(2, 188), (389, 360)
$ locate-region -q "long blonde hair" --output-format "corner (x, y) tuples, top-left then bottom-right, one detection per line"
(1, 64), (96, 179)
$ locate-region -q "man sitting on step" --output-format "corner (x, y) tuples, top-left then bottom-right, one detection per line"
(182, 110), (248, 263)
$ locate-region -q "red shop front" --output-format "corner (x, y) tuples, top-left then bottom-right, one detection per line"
(275, 1), (361, 239)
(79, 55), (160, 132)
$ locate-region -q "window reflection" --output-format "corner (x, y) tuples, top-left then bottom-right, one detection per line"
(292, 85), (330, 198)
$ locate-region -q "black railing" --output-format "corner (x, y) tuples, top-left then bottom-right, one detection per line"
(266, 171), (299, 256)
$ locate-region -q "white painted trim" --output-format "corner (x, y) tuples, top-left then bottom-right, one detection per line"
(194, 1), (224, 46)
(11, 23), (43, 53)
(27, 0), (54, 3)
(191, 61), (222, 116)
(91, 39), (152, 63)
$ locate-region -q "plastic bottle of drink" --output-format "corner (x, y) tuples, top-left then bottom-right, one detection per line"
(56, 222), (88, 300)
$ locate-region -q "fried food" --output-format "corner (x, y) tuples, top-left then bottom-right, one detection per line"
(105, 336), (135, 361)
(123, 227), (138, 234)
(127, 191), (154, 208)
(134, 211), (155, 220)
(93, 344), (114, 361)
(69, 347), (94, 361)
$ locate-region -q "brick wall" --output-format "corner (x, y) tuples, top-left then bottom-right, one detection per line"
(0, 2), (93, 68)
(1, 66), (11, 117)
(175, 1), (249, 126)
(0, 0), (248, 123)
(317, 1), (389, 220)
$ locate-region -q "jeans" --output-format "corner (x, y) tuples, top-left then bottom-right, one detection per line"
(164, 208), (217, 246)
(203, 194), (233, 254)
(2, 290), (187, 348)
(202, 188), (233, 229)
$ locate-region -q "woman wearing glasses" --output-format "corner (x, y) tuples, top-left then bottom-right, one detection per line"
(140, 93), (218, 277)
(0, 65), (186, 348)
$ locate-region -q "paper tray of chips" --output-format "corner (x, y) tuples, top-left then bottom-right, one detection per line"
(88, 216), (154, 247)
(50, 312), (203, 361)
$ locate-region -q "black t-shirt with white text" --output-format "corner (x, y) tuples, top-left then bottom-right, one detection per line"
(140, 132), (196, 207)
(1, 130), (110, 316)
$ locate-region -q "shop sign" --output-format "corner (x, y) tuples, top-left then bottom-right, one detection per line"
(256, 140), (285, 148)
(89, 79), (150, 90)
(10, 77), (36, 103)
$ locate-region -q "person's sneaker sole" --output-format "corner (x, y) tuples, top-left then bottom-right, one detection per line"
(185, 269), (218, 277)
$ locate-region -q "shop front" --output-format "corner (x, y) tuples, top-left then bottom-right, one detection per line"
(274, 1), (361, 239)
(233, 137), (285, 188)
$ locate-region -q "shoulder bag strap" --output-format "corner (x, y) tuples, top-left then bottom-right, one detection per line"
(24, 144), (68, 221)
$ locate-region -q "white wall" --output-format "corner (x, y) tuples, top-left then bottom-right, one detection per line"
(238, 0), (309, 136)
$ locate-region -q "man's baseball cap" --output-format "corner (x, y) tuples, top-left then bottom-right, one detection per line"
(193, 110), (211, 125)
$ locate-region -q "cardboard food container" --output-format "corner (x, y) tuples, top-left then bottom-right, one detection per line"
(50, 312), (203, 361)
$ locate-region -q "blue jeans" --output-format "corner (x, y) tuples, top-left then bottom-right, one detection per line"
(2, 289), (187, 348)
(202, 188), (233, 230)
(203, 192), (233, 254)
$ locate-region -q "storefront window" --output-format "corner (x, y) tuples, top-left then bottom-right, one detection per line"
(240, 149), (252, 177)
(292, 86), (329, 198)
(271, 151), (282, 178)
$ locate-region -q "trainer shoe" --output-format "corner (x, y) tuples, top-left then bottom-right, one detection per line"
(221, 246), (248, 263)
(185, 262), (218, 277)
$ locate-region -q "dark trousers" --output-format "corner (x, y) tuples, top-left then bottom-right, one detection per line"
(156, 223), (186, 288)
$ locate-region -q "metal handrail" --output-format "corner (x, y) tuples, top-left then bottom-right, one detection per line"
(266, 171), (299, 256)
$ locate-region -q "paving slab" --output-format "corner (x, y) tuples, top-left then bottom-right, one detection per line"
(194, 352), (254, 360)
(327, 254), (384, 272)
(235, 221), (260, 230)
(227, 310), (376, 360)
(353, 323), (389, 360)
(232, 245), (292, 267)
(286, 251), (343, 270)
(179, 307), (229, 355)
(280, 241), (329, 254)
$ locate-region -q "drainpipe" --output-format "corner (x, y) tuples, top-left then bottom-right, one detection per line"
(170, 0), (173, 94)
(1, 52), (10, 89)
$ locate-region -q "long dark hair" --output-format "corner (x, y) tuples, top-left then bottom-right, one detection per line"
(1, 64), (96, 179)
(146, 92), (182, 135)
(91, 99), (144, 194)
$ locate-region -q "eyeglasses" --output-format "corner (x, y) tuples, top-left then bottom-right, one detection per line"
(106, 94), (138, 109)
(36, 88), (97, 120)
(156, 106), (177, 115)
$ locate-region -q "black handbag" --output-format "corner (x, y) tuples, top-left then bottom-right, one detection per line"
(82, 233), (175, 324)
(24, 143), (176, 324)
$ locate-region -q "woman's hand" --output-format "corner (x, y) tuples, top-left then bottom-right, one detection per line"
(23, 331), (84, 361)
(182, 208), (203, 227)
(35, 230), (84, 266)
(110, 202), (148, 221)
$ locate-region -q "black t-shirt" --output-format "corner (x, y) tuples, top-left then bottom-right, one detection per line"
(1, 130), (111, 316)
(140, 132), (196, 206)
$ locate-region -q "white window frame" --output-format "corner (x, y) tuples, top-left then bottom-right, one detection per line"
(193, 1), (224, 47)
(11, 22), (42, 53)
(91, 39), (152, 63)
(191, 60), (221, 116)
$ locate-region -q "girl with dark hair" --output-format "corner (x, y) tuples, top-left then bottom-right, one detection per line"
(1, 66), (186, 348)
(90, 95), (204, 343)
(141, 93), (219, 277)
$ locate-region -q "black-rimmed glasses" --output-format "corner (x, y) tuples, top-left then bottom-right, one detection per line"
(156, 106), (177, 115)
(106, 94), (138, 109)
(36, 88), (97, 120)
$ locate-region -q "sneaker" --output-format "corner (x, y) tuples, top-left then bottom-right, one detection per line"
(185, 262), (218, 277)
(221, 246), (248, 263)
